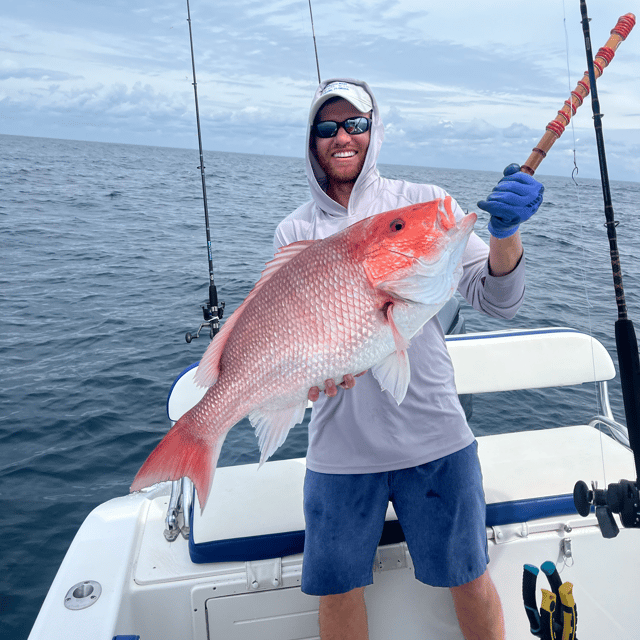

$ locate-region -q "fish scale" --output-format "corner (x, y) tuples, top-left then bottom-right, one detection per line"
(131, 198), (476, 511)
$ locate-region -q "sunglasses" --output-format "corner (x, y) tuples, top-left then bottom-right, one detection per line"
(313, 116), (372, 139)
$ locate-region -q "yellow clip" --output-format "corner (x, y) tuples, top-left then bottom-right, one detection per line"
(540, 589), (557, 640)
(558, 582), (577, 640)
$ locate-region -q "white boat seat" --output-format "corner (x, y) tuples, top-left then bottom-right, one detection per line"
(165, 327), (625, 564)
(444, 326), (615, 394)
(188, 423), (634, 563)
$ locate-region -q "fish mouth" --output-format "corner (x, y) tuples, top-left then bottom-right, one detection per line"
(440, 211), (476, 253)
(418, 211), (477, 262)
(455, 212), (477, 234)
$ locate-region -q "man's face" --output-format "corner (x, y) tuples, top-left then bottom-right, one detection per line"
(312, 98), (371, 186)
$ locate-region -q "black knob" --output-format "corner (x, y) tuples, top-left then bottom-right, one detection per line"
(573, 480), (592, 517)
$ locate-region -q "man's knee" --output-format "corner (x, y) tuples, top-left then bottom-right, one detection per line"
(450, 569), (498, 605)
(320, 586), (366, 608)
(450, 570), (505, 640)
(319, 587), (368, 640)
(320, 587), (367, 624)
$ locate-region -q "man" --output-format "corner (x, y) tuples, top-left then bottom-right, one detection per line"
(274, 79), (543, 640)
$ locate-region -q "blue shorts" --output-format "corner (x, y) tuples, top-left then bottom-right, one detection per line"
(301, 442), (489, 595)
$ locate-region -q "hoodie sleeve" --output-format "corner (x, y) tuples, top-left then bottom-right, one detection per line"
(457, 231), (526, 319)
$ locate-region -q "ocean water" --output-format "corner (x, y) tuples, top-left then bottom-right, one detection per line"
(1, 133), (639, 638)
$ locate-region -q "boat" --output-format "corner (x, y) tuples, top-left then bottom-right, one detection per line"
(28, 5), (640, 638)
(28, 313), (640, 639)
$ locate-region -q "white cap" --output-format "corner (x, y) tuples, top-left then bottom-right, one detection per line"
(310, 81), (373, 124)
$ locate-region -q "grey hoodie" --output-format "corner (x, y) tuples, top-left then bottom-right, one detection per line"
(274, 78), (525, 474)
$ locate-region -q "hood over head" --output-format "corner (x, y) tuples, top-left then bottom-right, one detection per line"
(305, 78), (384, 218)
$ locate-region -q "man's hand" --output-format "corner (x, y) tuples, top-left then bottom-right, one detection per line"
(308, 371), (367, 402)
(477, 163), (544, 239)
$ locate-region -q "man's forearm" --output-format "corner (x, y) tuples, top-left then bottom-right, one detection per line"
(488, 232), (524, 277)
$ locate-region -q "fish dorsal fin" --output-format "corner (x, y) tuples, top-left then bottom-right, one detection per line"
(371, 303), (411, 404)
(250, 399), (309, 465)
(252, 240), (316, 296)
(194, 240), (315, 388)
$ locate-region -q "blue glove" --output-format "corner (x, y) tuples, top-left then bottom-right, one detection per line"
(477, 164), (544, 239)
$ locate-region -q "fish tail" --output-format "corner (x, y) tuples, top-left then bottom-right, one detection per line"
(130, 411), (227, 513)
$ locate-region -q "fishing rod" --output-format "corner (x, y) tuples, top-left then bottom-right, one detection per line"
(184, 0), (225, 344)
(307, 0), (321, 84)
(571, 4), (640, 539)
(520, 11), (635, 176)
(184, 0), (319, 345)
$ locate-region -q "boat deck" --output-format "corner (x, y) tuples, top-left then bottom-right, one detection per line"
(30, 424), (639, 640)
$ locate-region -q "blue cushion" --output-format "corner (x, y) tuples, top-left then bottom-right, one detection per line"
(188, 493), (579, 564)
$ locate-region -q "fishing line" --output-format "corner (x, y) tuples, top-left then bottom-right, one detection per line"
(562, 0), (580, 181)
(561, 0), (603, 478)
(184, 0), (224, 344)
(307, 0), (321, 83)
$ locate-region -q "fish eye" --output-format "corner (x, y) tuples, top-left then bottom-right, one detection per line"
(390, 219), (404, 232)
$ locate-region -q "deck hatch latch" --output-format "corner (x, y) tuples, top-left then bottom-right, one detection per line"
(246, 558), (282, 591)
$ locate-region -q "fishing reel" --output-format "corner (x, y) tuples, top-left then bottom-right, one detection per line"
(185, 284), (225, 343)
(573, 478), (640, 538)
(185, 302), (225, 343)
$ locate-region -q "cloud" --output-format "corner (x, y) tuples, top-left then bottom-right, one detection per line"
(0, 68), (79, 81)
(1, 0), (638, 182)
(503, 123), (536, 140)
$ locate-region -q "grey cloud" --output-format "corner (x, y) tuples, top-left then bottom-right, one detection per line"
(503, 122), (536, 139)
(0, 68), (79, 81)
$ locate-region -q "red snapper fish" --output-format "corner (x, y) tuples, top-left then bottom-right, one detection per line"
(131, 197), (477, 510)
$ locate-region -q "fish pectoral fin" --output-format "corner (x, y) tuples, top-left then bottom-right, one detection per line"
(371, 303), (411, 405)
(371, 351), (410, 405)
(250, 400), (308, 465)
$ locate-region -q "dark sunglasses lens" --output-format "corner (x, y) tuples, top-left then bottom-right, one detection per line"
(315, 121), (339, 138)
(314, 117), (371, 138)
(344, 117), (370, 134)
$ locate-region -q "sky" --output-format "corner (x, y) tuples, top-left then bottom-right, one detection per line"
(2, 0), (639, 181)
